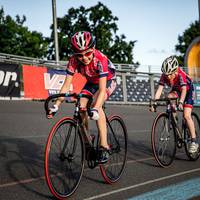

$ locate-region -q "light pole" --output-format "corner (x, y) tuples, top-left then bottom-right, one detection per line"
(52, 0), (59, 63)
(199, 0), (200, 23)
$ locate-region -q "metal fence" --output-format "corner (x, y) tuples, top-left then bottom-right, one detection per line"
(0, 53), (200, 105)
(108, 71), (170, 104)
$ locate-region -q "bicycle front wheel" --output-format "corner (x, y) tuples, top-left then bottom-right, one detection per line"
(151, 112), (176, 167)
(45, 117), (85, 199)
(100, 115), (128, 184)
(184, 112), (200, 161)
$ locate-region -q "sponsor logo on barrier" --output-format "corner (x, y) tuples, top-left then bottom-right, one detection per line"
(23, 65), (86, 99)
(194, 83), (200, 106)
(0, 71), (19, 87)
(196, 86), (200, 90)
(44, 72), (73, 95)
(0, 62), (20, 97)
(44, 73), (65, 90)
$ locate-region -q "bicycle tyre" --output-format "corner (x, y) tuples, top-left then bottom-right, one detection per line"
(100, 115), (128, 184)
(151, 112), (176, 168)
(184, 112), (200, 161)
(44, 117), (85, 199)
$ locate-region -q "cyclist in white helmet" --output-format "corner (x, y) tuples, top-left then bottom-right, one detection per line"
(150, 56), (199, 154)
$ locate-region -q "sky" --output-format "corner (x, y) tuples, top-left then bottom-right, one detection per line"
(0, 0), (199, 72)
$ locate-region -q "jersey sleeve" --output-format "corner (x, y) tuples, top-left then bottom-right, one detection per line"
(97, 62), (108, 78)
(97, 57), (109, 78)
(179, 71), (187, 87)
(66, 57), (77, 76)
(159, 74), (165, 85)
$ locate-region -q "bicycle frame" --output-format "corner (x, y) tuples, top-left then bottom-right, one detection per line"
(151, 98), (183, 139)
(45, 93), (120, 152)
(165, 100), (183, 141)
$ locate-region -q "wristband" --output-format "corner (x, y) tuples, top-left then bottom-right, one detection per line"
(178, 101), (183, 105)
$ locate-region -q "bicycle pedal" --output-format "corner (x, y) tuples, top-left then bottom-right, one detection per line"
(86, 149), (98, 169)
(87, 159), (98, 169)
(177, 140), (182, 148)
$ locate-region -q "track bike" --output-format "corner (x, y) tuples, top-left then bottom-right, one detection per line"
(150, 98), (200, 168)
(44, 93), (128, 199)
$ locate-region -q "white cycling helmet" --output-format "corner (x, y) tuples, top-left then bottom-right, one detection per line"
(161, 56), (179, 75)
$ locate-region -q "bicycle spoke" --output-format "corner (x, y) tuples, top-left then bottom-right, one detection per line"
(152, 113), (176, 167)
(100, 115), (127, 183)
(45, 118), (84, 199)
(184, 112), (200, 160)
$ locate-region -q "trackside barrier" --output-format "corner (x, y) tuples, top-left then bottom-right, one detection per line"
(194, 83), (200, 105)
(0, 53), (200, 106)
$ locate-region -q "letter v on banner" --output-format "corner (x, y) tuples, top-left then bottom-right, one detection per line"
(45, 69), (68, 95)
(44, 73), (66, 90)
(45, 69), (86, 96)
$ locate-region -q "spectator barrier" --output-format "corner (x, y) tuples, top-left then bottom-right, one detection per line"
(0, 53), (200, 106)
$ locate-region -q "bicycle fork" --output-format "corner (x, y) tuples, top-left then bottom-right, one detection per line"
(59, 122), (80, 162)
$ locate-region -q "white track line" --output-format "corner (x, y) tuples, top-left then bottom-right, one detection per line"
(0, 157), (153, 188)
(84, 168), (200, 200)
(0, 153), (188, 189)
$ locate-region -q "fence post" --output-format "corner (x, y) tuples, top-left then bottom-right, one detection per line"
(149, 73), (155, 99)
(122, 73), (128, 103)
(148, 65), (151, 73)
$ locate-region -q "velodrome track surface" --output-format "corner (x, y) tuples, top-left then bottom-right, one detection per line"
(0, 100), (200, 200)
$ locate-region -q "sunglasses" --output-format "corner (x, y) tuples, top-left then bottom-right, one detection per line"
(74, 50), (93, 59)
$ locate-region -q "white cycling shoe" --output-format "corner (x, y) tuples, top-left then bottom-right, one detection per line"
(188, 142), (199, 154)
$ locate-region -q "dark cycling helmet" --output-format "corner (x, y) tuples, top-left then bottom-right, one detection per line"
(161, 56), (179, 75)
(71, 31), (95, 53)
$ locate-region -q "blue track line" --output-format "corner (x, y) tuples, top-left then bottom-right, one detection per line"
(128, 177), (200, 200)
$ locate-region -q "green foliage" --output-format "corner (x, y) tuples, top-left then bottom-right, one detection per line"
(175, 20), (200, 65)
(48, 2), (138, 64)
(0, 7), (48, 58)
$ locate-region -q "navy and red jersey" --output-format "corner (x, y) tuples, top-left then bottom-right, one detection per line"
(66, 49), (116, 84)
(159, 67), (193, 92)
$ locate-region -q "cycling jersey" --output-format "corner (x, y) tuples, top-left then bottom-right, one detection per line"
(159, 67), (194, 107)
(159, 67), (192, 92)
(81, 79), (117, 100)
(66, 49), (116, 84)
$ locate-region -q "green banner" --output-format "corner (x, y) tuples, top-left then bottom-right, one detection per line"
(194, 83), (200, 106)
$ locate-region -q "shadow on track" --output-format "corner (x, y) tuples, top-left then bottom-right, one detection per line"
(0, 136), (52, 199)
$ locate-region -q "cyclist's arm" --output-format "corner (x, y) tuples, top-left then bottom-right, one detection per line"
(54, 74), (73, 107)
(179, 85), (187, 103)
(154, 85), (164, 100)
(93, 76), (107, 109)
(178, 69), (187, 103)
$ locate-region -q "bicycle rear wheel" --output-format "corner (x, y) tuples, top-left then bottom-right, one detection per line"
(184, 112), (200, 161)
(100, 115), (127, 184)
(45, 117), (85, 199)
(151, 112), (176, 167)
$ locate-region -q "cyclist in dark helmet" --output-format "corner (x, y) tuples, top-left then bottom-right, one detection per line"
(150, 56), (199, 154)
(47, 31), (117, 163)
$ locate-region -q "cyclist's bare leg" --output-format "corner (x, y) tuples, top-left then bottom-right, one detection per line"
(96, 107), (109, 149)
(183, 107), (196, 139)
(79, 97), (89, 139)
(92, 92), (109, 149)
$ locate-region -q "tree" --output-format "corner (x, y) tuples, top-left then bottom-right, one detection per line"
(175, 20), (200, 65)
(0, 7), (48, 58)
(48, 2), (138, 65)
